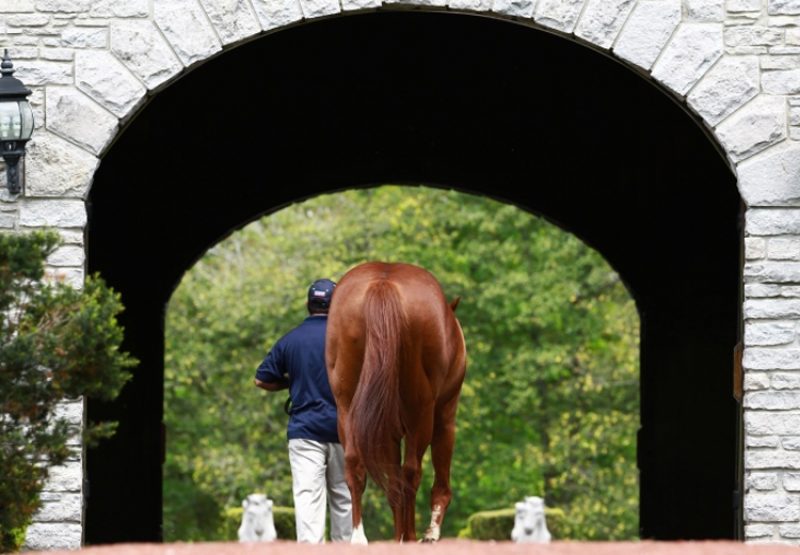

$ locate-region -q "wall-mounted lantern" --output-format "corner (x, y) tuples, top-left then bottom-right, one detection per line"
(0, 49), (34, 195)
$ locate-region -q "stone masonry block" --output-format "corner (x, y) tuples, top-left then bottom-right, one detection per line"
(652, 23), (723, 95)
(25, 131), (100, 198)
(52, 399), (84, 424)
(574, 0), (636, 49)
(200, 0), (262, 44)
(13, 59), (72, 86)
(785, 472), (800, 490)
(739, 144), (800, 205)
(745, 372), (772, 390)
(384, 0), (447, 7)
(745, 492), (800, 520)
(763, 68), (800, 94)
(155, 0), (222, 67)
(35, 0), (90, 13)
(780, 524), (800, 538)
(34, 492), (82, 522)
(748, 450), (800, 470)
(728, 0), (763, 11)
(24, 523), (81, 551)
(89, 0), (149, 17)
(0, 0), (36, 12)
(746, 320), (796, 346)
(492, 0), (535, 18)
(688, 57), (756, 124)
(744, 298), (800, 318)
(687, 0), (725, 20)
(788, 29), (800, 45)
(744, 348), (800, 369)
(746, 523), (777, 539)
(47, 245), (85, 267)
(725, 25), (784, 47)
(46, 87), (118, 155)
(46, 266), (85, 289)
(769, 237), (800, 259)
(716, 94), (786, 162)
(770, 0), (800, 15)
(747, 209), (800, 235)
(746, 237), (767, 259)
(76, 50), (147, 119)
(342, 0), (383, 10)
(111, 20), (184, 91)
(614, 0), (681, 70)
(534, 0), (585, 33)
(747, 435), (780, 448)
(58, 26), (107, 49)
(7, 14), (52, 26)
(749, 472), (780, 490)
(45, 461), (83, 492)
(745, 262), (800, 283)
(19, 199), (86, 228)
(774, 373), (800, 389)
(785, 437), (800, 450)
(250, 0), (304, 30)
(746, 411), (800, 435)
(447, 0), (490, 11)
(745, 390), (800, 409)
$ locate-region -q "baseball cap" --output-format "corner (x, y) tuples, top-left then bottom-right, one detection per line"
(307, 278), (336, 310)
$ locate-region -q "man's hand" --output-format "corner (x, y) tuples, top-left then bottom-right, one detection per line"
(254, 377), (289, 391)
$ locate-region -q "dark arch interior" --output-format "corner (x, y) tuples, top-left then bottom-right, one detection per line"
(86, 11), (742, 543)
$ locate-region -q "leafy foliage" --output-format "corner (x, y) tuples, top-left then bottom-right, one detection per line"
(0, 231), (136, 552)
(164, 185), (639, 541)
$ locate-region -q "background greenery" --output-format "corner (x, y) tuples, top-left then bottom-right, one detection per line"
(163, 185), (639, 541)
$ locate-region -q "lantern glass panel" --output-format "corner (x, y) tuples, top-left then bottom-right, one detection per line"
(19, 100), (33, 140)
(0, 100), (20, 141)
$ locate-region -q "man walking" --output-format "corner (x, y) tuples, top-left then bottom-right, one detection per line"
(254, 278), (352, 543)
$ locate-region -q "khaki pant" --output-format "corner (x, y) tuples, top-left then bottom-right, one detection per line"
(287, 438), (353, 543)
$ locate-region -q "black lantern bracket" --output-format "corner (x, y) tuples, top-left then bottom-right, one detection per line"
(0, 49), (34, 195)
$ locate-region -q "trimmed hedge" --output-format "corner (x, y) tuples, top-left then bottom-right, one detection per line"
(457, 507), (565, 541)
(220, 506), (296, 541)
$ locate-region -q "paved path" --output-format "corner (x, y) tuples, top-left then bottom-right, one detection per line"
(27, 541), (800, 555)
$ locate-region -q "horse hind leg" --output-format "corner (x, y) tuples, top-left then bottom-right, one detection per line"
(403, 404), (433, 543)
(385, 440), (407, 542)
(423, 398), (458, 542)
(342, 430), (368, 544)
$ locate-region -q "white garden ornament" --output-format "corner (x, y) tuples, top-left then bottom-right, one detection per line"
(237, 493), (277, 542)
(511, 496), (551, 543)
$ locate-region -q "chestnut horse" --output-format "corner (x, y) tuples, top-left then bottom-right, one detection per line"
(326, 262), (467, 543)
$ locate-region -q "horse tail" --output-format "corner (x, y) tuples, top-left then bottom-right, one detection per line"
(349, 279), (405, 503)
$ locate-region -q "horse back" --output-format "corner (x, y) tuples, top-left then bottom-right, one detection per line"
(327, 262), (465, 401)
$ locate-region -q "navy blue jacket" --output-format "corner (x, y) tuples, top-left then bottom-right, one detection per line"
(255, 315), (339, 443)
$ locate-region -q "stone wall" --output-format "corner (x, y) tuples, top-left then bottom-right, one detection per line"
(2, 0), (800, 548)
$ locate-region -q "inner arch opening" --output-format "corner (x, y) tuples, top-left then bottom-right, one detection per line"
(86, 10), (741, 543)
(162, 185), (641, 541)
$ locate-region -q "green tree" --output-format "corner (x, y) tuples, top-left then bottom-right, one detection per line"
(0, 231), (136, 552)
(164, 185), (639, 541)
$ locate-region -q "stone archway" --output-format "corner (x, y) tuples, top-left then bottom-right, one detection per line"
(85, 10), (740, 544)
(7, 0), (799, 549)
